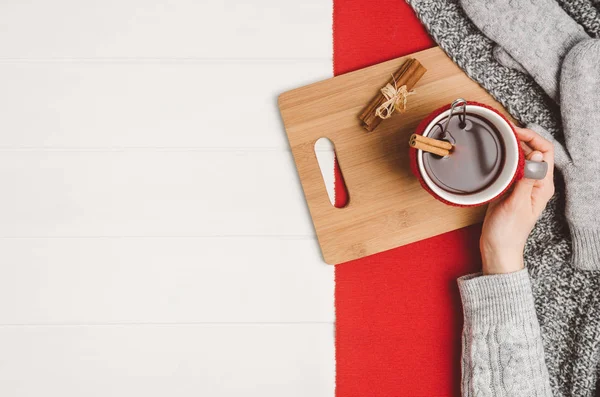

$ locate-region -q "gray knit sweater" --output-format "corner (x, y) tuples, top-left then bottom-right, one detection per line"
(460, 270), (552, 396)
(404, 0), (600, 395)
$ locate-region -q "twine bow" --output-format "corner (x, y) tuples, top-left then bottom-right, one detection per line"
(375, 76), (415, 120)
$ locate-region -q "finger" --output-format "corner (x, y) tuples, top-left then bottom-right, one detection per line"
(528, 151), (549, 189)
(511, 150), (544, 204)
(528, 150), (555, 205)
(515, 125), (555, 176)
(529, 150), (544, 163)
(515, 125), (554, 155)
(511, 174), (535, 206)
(520, 141), (533, 157)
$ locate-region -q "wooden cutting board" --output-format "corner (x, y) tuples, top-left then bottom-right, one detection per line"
(278, 47), (513, 265)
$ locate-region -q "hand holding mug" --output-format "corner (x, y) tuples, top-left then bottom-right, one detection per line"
(412, 101), (548, 206)
(410, 101), (553, 274)
(480, 126), (555, 275)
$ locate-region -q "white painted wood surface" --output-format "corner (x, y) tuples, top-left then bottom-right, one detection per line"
(0, 1), (334, 395)
(0, 324), (334, 396)
(0, 62), (329, 148)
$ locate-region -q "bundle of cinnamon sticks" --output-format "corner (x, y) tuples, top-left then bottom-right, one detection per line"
(358, 58), (427, 132)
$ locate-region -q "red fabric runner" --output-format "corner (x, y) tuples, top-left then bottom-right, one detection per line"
(333, 1), (482, 395)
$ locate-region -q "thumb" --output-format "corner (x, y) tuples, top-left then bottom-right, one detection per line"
(511, 151), (543, 200)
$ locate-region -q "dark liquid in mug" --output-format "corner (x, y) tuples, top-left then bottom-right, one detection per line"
(423, 114), (505, 195)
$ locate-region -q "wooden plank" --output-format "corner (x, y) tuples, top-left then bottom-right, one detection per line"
(0, 0), (332, 59)
(0, 1), (336, 394)
(0, 61), (330, 149)
(0, 324), (335, 397)
(0, 151), (314, 237)
(0, 237), (332, 324)
(279, 47), (514, 264)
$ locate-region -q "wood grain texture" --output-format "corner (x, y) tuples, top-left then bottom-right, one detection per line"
(0, 1), (335, 395)
(278, 47), (513, 264)
(0, 324), (334, 397)
(0, 62), (330, 149)
(0, 0), (331, 59)
(0, 237), (333, 324)
(0, 151), (313, 237)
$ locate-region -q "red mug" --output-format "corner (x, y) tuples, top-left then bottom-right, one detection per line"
(410, 100), (548, 207)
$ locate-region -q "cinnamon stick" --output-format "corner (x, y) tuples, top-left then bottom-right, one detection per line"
(410, 134), (453, 150)
(409, 139), (450, 157)
(359, 58), (427, 132)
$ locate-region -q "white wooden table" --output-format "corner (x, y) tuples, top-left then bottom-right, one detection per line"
(0, 1), (335, 395)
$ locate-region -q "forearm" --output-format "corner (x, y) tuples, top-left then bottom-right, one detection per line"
(459, 269), (552, 397)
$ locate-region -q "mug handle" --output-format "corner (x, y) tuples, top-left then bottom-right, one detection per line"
(524, 160), (548, 180)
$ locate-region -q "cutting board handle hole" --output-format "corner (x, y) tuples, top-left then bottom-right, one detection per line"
(314, 137), (349, 208)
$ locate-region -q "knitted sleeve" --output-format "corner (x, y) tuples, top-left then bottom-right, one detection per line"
(458, 269), (552, 397)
